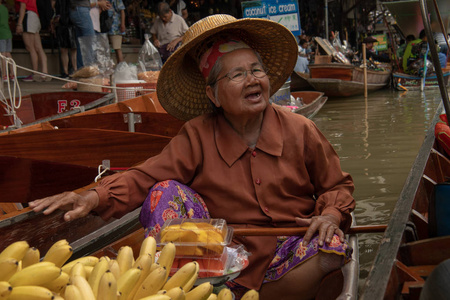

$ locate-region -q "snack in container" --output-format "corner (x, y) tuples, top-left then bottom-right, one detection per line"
(156, 218), (233, 256)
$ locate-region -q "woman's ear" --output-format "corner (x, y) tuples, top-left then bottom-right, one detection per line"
(206, 85), (220, 108)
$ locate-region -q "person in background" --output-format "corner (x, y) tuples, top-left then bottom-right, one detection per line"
(433, 31), (448, 69)
(294, 44), (309, 74)
(362, 36), (390, 63)
(168, 0), (188, 22)
(0, 0), (14, 81)
(107, 0), (126, 63)
(150, 1), (188, 63)
(29, 14), (355, 300)
(397, 34), (415, 62)
(52, 0), (78, 78)
(402, 30), (425, 72)
(15, 0), (50, 82)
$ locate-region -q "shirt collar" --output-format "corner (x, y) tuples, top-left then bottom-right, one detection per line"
(215, 105), (283, 167)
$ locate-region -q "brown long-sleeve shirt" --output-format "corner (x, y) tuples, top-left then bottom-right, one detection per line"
(94, 105), (355, 289)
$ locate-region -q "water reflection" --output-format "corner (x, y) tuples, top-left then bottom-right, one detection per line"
(311, 88), (443, 285)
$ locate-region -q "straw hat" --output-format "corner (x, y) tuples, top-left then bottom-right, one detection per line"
(156, 14), (298, 121)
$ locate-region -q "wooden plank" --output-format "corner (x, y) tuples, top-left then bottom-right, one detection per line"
(399, 235), (450, 266)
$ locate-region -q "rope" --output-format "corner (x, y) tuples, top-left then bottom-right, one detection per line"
(95, 163), (110, 182)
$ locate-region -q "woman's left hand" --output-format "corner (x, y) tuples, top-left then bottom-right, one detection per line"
(295, 214), (344, 246)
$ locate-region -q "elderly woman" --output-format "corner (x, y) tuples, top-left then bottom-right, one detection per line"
(29, 15), (355, 299)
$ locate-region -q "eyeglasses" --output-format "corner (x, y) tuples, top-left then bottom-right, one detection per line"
(214, 64), (268, 84)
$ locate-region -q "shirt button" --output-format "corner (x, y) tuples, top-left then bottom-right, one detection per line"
(255, 178), (261, 185)
(264, 207), (269, 212)
(252, 151), (257, 157)
(272, 222), (277, 227)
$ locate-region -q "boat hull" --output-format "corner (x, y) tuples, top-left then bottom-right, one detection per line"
(290, 91), (327, 119)
(393, 72), (450, 91)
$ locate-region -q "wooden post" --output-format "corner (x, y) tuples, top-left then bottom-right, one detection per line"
(363, 43), (368, 98)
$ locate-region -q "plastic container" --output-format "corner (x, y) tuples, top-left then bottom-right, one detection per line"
(169, 250), (228, 278)
(156, 218), (234, 257)
(115, 81), (156, 102)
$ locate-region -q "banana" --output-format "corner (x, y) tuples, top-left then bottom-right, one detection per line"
(42, 270), (69, 294)
(64, 284), (83, 300)
(109, 259), (121, 280)
(181, 260), (199, 293)
(166, 286), (186, 300)
(139, 295), (172, 300)
(217, 288), (233, 300)
(88, 256), (110, 298)
(0, 281), (12, 299)
(207, 294), (218, 300)
(0, 258), (19, 281)
(8, 262), (61, 287)
(127, 254), (154, 300)
(61, 256), (99, 274)
(185, 282), (213, 300)
(117, 267), (141, 300)
(53, 295), (64, 300)
(132, 265), (166, 300)
(0, 241), (29, 262)
(71, 274), (96, 300)
(43, 243), (73, 268)
(117, 246), (135, 276)
(85, 265), (94, 280)
(156, 242), (176, 282)
(139, 236), (157, 259)
(7, 285), (53, 300)
(163, 261), (198, 291)
(97, 270), (117, 300)
(157, 290), (167, 295)
(241, 289), (259, 300)
(70, 262), (87, 279)
(22, 247), (40, 268)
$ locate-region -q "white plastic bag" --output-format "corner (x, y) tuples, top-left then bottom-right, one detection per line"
(138, 34), (163, 72)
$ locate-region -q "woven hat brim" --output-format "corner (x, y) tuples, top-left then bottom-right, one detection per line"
(157, 16), (298, 121)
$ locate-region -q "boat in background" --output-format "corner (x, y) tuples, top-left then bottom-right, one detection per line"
(290, 71), (313, 91)
(393, 70), (450, 91)
(307, 63), (391, 97)
(284, 91), (328, 119)
(0, 91), (114, 129)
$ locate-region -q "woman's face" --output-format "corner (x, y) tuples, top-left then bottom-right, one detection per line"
(206, 49), (270, 119)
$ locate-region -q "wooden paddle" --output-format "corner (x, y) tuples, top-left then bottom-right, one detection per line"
(232, 224), (387, 236)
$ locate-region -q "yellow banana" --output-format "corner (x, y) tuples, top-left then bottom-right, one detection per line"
(117, 267), (141, 300)
(117, 246), (135, 276)
(64, 284), (83, 300)
(156, 290), (167, 295)
(61, 256), (99, 274)
(241, 289), (259, 300)
(21, 247), (40, 268)
(132, 265), (167, 300)
(49, 239), (69, 249)
(217, 288), (233, 300)
(53, 295), (64, 300)
(0, 258), (19, 281)
(127, 254), (154, 300)
(42, 270), (69, 294)
(71, 274), (96, 300)
(7, 285), (53, 300)
(85, 265), (94, 280)
(156, 242), (176, 282)
(109, 259), (121, 280)
(163, 261), (198, 291)
(0, 281), (12, 299)
(185, 282), (213, 300)
(8, 262), (61, 287)
(139, 295), (172, 300)
(0, 241), (29, 262)
(43, 244), (73, 268)
(181, 260), (199, 293)
(207, 294), (218, 300)
(88, 256), (110, 298)
(70, 262), (87, 279)
(166, 286), (186, 300)
(97, 270), (118, 300)
(139, 236), (157, 259)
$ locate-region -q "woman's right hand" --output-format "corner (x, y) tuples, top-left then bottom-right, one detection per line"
(28, 190), (99, 222)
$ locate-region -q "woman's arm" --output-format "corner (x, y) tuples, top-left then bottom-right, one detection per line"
(16, 2), (26, 35)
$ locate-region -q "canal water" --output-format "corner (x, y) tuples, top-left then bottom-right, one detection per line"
(311, 88), (444, 289)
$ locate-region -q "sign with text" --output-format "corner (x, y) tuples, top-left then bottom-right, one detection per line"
(373, 34), (388, 52)
(241, 0), (301, 36)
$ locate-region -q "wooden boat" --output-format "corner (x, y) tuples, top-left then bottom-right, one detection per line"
(290, 71), (313, 91)
(393, 71), (450, 91)
(0, 91), (114, 129)
(284, 91), (328, 119)
(307, 63), (392, 97)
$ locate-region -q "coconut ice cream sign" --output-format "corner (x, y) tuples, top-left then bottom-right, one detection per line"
(241, 0), (301, 36)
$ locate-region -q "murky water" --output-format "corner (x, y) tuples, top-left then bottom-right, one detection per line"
(311, 88), (444, 289)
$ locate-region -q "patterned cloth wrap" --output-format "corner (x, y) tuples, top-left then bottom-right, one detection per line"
(139, 180), (352, 298)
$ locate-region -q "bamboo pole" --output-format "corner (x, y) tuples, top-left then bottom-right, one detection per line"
(363, 43), (368, 98)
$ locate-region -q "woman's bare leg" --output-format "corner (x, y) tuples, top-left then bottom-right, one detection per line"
(33, 33), (48, 73)
(260, 252), (344, 300)
(22, 32), (38, 72)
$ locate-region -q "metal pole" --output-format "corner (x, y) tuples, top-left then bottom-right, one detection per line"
(419, 0), (450, 121)
(363, 43), (368, 98)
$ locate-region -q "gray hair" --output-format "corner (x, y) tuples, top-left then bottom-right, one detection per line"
(157, 2), (171, 16)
